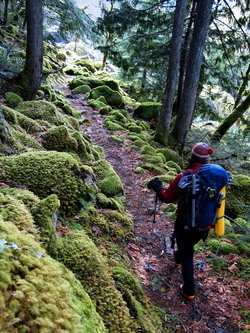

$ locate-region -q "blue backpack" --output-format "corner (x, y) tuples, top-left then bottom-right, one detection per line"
(178, 164), (230, 231)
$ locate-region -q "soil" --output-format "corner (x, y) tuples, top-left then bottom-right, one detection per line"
(57, 85), (248, 333)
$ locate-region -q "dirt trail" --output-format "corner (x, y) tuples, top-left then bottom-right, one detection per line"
(58, 86), (243, 333)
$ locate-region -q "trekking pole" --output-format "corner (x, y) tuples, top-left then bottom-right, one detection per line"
(145, 194), (158, 270)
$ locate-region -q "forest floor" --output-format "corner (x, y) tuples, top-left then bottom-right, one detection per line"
(57, 84), (248, 333)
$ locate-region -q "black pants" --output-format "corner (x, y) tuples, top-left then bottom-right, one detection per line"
(174, 230), (208, 295)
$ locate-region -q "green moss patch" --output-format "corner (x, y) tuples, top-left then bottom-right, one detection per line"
(134, 102), (162, 121)
(90, 86), (124, 108)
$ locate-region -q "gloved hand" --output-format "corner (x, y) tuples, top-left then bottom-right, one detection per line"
(147, 177), (165, 193)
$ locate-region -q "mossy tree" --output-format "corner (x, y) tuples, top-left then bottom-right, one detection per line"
(17, 0), (43, 100)
(211, 65), (250, 142)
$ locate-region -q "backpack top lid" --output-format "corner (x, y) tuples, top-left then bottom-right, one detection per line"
(197, 164), (230, 192)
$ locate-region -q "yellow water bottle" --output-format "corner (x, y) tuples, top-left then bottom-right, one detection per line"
(214, 186), (226, 236)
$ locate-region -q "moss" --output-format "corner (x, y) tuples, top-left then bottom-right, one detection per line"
(41, 125), (78, 152)
(88, 99), (107, 111)
(31, 194), (60, 248)
(207, 239), (239, 255)
(2, 105), (17, 124)
(166, 161), (181, 173)
(105, 120), (124, 131)
(110, 110), (127, 123)
(227, 174), (250, 219)
(140, 145), (156, 156)
(5, 92), (23, 108)
(16, 100), (62, 125)
(236, 258), (250, 280)
(0, 151), (91, 216)
(135, 167), (146, 174)
(109, 136), (124, 143)
(57, 231), (138, 333)
(72, 84), (91, 95)
(134, 102), (162, 121)
(12, 130), (43, 150)
(156, 148), (183, 165)
(90, 86), (124, 108)
(99, 106), (113, 115)
(0, 187), (40, 209)
(103, 79), (120, 92)
(0, 192), (38, 237)
(0, 218), (107, 333)
(147, 155), (165, 164)
(93, 159), (124, 197)
(156, 152), (166, 163)
(75, 57), (97, 73)
(69, 77), (104, 90)
(128, 124), (142, 134)
(141, 163), (166, 174)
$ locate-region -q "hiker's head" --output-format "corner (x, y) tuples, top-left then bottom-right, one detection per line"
(189, 142), (215, 164)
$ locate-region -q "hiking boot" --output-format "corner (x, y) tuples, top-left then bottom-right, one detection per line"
(179, 284), (195, 300)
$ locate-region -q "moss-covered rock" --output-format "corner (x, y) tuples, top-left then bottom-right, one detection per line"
(5, 92), (23, 108)
(128, 124), (142, 134)
(72, 84), (91, 95)
(90, 86), (124, 108)
(57, 231), (138, 333)
(16, 100), (63, 125)
(41, 125), (78, 152)
(75, 57), (97, 73)
(166, 161), (182, 173)
(156, 148), (183, 166)
(88, 99), (107, 111)
(0, 151), (93, 216)
(227, 174), (250, 219)
(2, 105), (17, 124)
(93, 159), (124, 197)
(140, 145), (156, 156)
(133, 102), (162, 121)
(100, 106), (113, 115)
(0, 218), (107, 333)
(105, 120), (124, 131)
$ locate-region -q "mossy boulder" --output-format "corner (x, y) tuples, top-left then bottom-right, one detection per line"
(88, 99), (107, 111)
(227, 174), (250, 219)
(90, 86), (124, 108)
(16, 100), (63, 125)
(41, 125), (78, 152)
(92, 159), (124, 197)
(0, 151), (93, 216)
(100, 106), (113, 115)
(5, 92), (23, 108)
(75, 57), (97, 73)
(105, 120), (124, 131)
(57, 231), (138, 333)
(156, 148), (183, 166)
(133, 102), (162, 121)
(103, 79), (120, 92)
(0, 218), (107, 333)
(72, 84), (91, 95)
(128, 124), (142, 134)
(140, 145), (156, 156)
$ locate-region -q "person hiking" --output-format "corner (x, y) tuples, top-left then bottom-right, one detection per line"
(147, 142), (216, 300)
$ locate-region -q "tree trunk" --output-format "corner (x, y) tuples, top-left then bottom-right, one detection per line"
(18, 0), (43, 100)
(4, 0), (9, 25)
(175, 0), (197, 115)
(211, 92), (250, 142)
(171, 0), (214, 146)
(154, 0), (188, 145)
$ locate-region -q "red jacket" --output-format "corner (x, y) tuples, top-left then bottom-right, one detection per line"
(158, 163), (204, 204)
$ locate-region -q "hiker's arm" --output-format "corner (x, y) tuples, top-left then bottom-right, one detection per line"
(157, 173), (183, 203)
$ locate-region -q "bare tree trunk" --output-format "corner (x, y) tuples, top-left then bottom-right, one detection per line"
(18, 0), (43, 100)
(171, 0), (214, 146)
(154, 0), (188, 145)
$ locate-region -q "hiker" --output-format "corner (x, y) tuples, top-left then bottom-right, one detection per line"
(147, 142), (216, 300)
